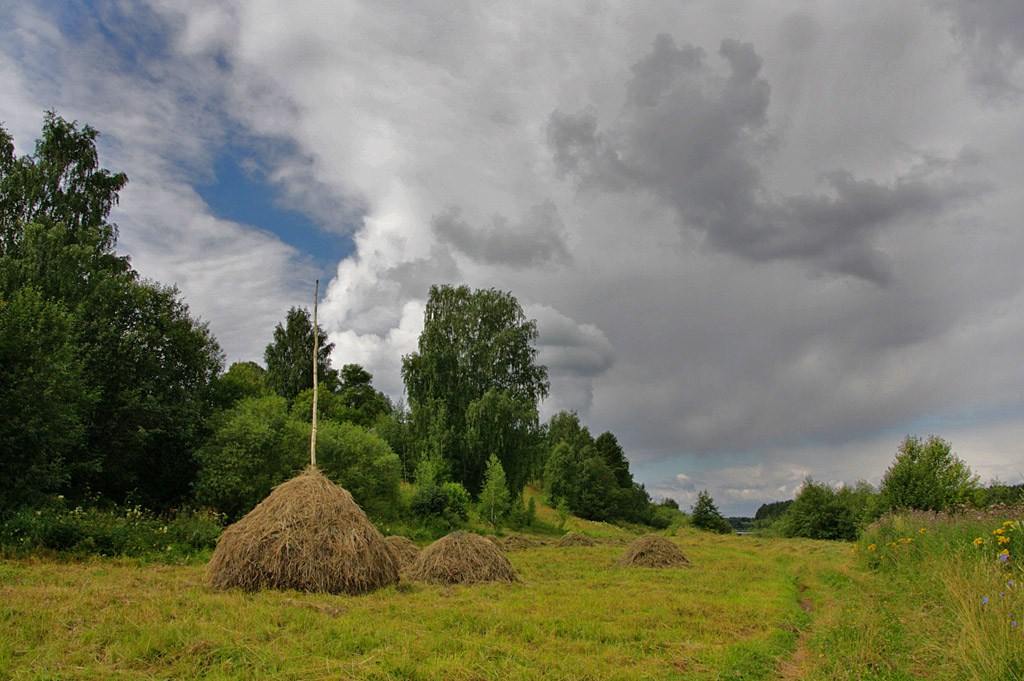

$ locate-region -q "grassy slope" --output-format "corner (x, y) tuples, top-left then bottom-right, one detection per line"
(0, 532), (848, 681)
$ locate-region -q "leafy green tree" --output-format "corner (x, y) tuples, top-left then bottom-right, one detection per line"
(0, 112), (127, 266)
(315, 420), (402, 522)
(595, 432), (632, 488)
(193, 396), (400, 521)
(264, 306), (339, 401)
(543, 441), (619, 522)
(879, 435), (979, 512)
(478, 453), (511, 526)
(777, 478), (858, 541)
(210, 361), (273, 410)
(465, 388), (540, 497)
(0, 288), (91, 515)
(337, 364), (391, 427)
(373, 402), (417, 479)
(690, 490), (732, 534)
(81, 279), (222, 506)
(193, 396), (298, 520)
(1, 113), (223, 510)
(401, 284), (549, 495)
(538, 411), (593, 484)
(409, 457), (470, 529)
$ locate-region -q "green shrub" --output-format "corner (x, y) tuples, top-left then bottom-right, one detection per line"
(0, 499), (223, 559)
(193, 396), (401, 521)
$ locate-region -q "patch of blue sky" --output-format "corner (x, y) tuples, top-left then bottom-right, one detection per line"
(55, 0), (174, 72)
(196, 147), (358, 272)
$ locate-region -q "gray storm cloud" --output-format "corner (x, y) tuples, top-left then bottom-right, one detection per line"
(548, 34), (986, 284)
(432, 202), (571, 267)
(935, 0), (1024, 98)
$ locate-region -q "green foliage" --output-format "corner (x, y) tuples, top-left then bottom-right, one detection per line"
(0, 288), (91, 516)
(0, 113), (223, 512)
(373, 405), (417, 479)
(79, 279), (223, 507)
(595, 432), (632, 488)
(478, 454), (511, 526)
(337, 364), (391, 427)
(754, 500), (793, 525)
(464, 388), (540, 497)
(264, 306), (339, 400)
(408, 458), (470, 530)
(401, 284), (548, 495)
(776, 479), (858, 541)
(192, 396), (299, 520)
(0, 500), (222, 559)
(210, 361), (272, 409)
(193, 396), (401, 521)
(315, 420), (402, 522)
(691, 490), (732, 534)
(879, 435), (979, 513)
(289, 388), (356, 424)
(542, 411), (659, 525)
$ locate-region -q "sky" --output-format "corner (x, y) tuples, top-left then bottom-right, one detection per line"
(3, 0), (1024, 515)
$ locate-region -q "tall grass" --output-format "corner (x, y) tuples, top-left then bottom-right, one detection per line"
(850, 505), (1024, 680)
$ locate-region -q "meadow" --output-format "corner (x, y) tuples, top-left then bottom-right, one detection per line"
(1, 512), (1022, 681)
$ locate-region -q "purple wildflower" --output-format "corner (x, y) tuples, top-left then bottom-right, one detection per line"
(983, 596), (990, 605)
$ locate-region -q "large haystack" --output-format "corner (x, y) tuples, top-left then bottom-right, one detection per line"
(557, 531), (596, 547)
(384, 535), (421, 570)
(617, 535), (691, 568)
(403, 531), (521, 585)
(207, 467), (399, 594)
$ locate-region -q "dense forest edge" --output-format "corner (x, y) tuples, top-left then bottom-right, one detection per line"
(3, 113), (1023, 564)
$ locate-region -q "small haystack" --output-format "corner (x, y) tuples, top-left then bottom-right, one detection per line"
(501, 532), (542, 550)
(385, 535), (421, 570)
(617, 535), (691, 568)
(557, 531), (596, 547)
(403, 531), (521, 585)
(207, 467), (399, 594)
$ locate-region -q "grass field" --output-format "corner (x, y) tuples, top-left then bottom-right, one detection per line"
(1, 523), (1021, 680)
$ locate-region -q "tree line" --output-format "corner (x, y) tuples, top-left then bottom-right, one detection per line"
(1, 113), (679, 535)
(752, 434), (1024, 541)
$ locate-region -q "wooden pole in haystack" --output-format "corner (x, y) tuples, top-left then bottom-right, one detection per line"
(310, 279), (319, 468)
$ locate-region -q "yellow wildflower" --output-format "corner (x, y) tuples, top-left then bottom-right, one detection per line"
(994, 528), (1005, 536)
(974, 537), (985, 546)
(999, 535), (1011, 545)
(919, 528), (927, 534)
(868, 544), (877, 551)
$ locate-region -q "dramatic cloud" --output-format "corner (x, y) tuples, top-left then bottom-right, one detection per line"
(935, 0), (1024, 98)
(432, 202), (571, 267)
(549, 34), (986, 283)
(5, 0), (1024, 514)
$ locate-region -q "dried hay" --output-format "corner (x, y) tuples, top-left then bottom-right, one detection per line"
(384, 535), (421, 570)
(617, 534), (691, 568)
(557, 531), (596, 547)
(403, 531), (521, 585)
(501, 532), (543, 550)
(206, 467), (399, 594)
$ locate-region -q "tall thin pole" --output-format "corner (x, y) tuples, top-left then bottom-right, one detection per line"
(310, 279), (319, 468)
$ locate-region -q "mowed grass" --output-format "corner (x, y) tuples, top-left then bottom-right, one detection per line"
(0, 532), (846, 681)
